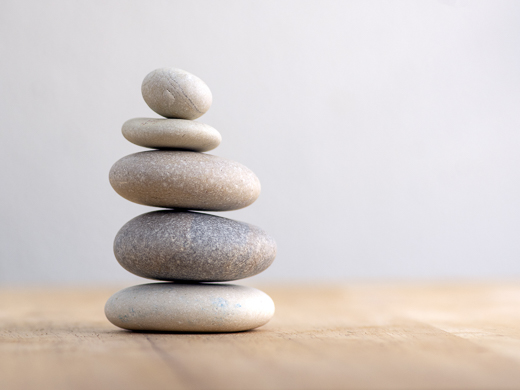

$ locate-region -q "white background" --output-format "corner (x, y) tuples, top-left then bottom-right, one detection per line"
(1, 0), (519, 285)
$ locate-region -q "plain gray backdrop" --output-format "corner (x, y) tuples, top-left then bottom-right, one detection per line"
(1, 0), (519, 285)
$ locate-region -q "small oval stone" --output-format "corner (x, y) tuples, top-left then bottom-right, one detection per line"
(109, 151), (261, 211)
(142, 68), (212, 120)
(105, 283), (275, 332)
(114, 210), (277, 282)
(122, 118), (221, 152)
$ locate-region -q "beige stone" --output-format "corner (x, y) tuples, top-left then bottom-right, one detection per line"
(142, 68), (212, 119)
(109, 151), (261, 211)
(105, 283), (275, 332)
(122, 117), (221, 152)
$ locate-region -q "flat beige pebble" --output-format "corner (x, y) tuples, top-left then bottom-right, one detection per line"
(109, 151), (261, 211)
(142, 68), (212, 119)
(122, 117), (221, 152)
(105, 283), (275, 332)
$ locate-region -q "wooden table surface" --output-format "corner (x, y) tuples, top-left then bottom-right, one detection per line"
(2, 282), (520, 390)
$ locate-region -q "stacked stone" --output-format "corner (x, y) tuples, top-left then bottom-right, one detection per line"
(105, 68), (277, 332)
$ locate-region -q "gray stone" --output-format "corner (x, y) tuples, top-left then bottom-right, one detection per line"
(105, 283), (275, 332)
(114, 210), (277, 282)
(142, 68), (212, 120)
(122, 118), (221, 152)
(109, 151), (261, 211)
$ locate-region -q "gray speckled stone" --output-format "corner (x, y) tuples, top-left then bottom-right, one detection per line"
(109, 151), (261, 211)
(114, 210), (276, 282)
(142, 68), (212, 120)
(105, 283), (275, 332)
(122, 118), (221, 152)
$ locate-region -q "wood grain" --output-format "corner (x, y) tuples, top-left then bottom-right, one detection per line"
(1, 283), (520, 389)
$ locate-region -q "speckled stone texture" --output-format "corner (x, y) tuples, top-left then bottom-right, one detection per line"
(105, 283), (275, 332)
(142, 68), (212, 120)
(122, 118), (221, 152)
(109, 151), (261, 211)
(114, 210), (277, 282)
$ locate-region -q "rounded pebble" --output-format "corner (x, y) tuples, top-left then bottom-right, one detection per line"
(142, 68), (212, 119)
(114, 210), (276, 282)
(109, 151), (261, 211)
(105, 283), (275, 332)
(122, 118), (221, 152)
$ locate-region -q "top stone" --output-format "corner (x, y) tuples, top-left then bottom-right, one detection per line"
(141, 68), (212, 120)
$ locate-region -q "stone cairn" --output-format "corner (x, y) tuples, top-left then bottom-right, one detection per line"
(105, 68), (277, 332)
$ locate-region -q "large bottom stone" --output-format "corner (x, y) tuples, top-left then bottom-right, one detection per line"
(105, 283), (275, 332)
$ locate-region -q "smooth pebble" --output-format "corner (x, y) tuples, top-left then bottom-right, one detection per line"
(114, 210), (276, 282)
(122, 118), (221, 151)
(105, 283), (275, 332)
(142, 68), (212, 120)
(109, 151), (261, 211)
